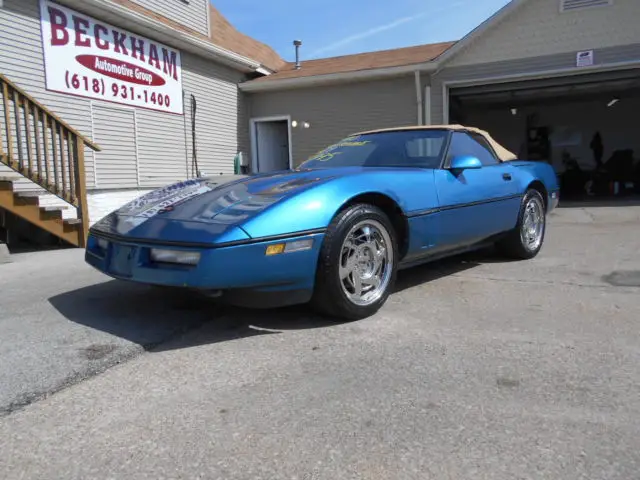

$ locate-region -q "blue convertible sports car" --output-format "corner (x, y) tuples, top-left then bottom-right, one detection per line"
(86, 125), (559, 319)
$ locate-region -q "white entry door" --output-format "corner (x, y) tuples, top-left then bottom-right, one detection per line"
(255, 120), (290, 172)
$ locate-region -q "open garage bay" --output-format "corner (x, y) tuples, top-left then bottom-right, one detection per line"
(450, 68), (640, 204)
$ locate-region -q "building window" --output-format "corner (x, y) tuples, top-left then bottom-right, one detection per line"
(560, 0), (613, 13)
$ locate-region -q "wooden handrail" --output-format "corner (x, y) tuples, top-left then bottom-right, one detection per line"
(0, 74), (101, 151)
(0, 73), (101, 246)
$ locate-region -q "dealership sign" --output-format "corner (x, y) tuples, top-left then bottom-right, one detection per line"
(39, 0), (184, 114)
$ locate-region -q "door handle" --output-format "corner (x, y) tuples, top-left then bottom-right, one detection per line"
(502, 173), (512, 181)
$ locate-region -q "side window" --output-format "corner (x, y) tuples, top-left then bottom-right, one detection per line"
(405, 137), (445, 158)
(447, 132), (499, 166)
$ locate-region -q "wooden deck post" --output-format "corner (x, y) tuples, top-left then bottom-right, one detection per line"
(73, 136), (90, 247)
(2, 81), (15, 168)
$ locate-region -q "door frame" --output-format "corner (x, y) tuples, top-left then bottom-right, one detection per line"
(250, 115), (293, 173)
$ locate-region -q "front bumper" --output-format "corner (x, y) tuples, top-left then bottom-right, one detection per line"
(85, 231), (325, 306)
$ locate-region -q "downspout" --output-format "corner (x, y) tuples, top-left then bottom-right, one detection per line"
(414, 70), (423, 125)
(424, 84), (432, 125)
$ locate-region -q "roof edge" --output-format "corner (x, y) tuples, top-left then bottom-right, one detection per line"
(208, 4), (286, 72)
(75, 0), (265, 72)
(239, 62), (438, 92)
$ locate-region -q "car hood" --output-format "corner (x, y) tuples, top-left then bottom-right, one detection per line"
(90, 169), (349, 241)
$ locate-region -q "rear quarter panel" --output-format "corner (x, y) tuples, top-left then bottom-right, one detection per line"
(509, 161), (559, 190)
(508, 160), (560, 209)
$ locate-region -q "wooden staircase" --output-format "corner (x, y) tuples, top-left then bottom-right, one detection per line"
(0, 74), (100, 247)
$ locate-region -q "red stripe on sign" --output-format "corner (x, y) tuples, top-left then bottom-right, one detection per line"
(75, 54), (166, 86)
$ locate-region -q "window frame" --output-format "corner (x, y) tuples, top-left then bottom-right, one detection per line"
(468, 132), (501, 166)
(442, 130), (502, 169)
(297, 129), (451, 171)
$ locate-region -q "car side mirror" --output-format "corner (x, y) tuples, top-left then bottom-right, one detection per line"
(450, 155), (482, 170)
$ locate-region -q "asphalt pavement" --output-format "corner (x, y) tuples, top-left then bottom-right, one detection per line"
(0, 247), (226, 416)
(1, 205), (639, 479)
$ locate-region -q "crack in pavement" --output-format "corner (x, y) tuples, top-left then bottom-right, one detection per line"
(0, 311), (223, 418)
(0, 345), (143, 418)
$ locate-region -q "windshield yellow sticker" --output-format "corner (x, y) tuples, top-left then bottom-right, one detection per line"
(312, 151), (342, 162)
(336, 140), (371, 147)
(309, 137), (371, 162)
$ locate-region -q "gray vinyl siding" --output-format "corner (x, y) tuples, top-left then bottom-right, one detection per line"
(0, 0), (246, 193)
(92, 105), (139, 189)
(128, 0), (209, 36)
(430, 42), (640, 124)
(135, 108), (188, 187)
(237, 91), (251, 161)
(182, 54), (247, 177)
(449, 0), (640, 67)
(0, 0), (96, 187)
(249, 77), (418, 165)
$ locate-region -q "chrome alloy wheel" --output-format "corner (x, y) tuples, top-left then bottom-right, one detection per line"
(520, 196), (545, 251)
(339, 219), (394, 306)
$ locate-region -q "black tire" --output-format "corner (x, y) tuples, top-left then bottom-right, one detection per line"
(495, 188), (547, 260)
(310, 203), (399, 320)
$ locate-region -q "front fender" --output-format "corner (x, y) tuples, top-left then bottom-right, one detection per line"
(239, 169), (438, 238)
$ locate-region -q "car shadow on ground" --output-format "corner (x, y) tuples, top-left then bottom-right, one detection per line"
(49, 247), (502, 353)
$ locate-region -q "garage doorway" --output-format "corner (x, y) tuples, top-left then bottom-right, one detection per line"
(446, 69), (640, 203)
(250, 116), (292, 173)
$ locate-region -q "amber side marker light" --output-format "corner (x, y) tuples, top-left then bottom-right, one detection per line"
(265, 239), (314, 256)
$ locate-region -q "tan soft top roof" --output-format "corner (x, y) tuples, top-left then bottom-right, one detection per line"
(352, 124), (517, 162)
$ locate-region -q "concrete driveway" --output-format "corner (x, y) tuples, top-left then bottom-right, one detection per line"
(1, 205), (639, 479)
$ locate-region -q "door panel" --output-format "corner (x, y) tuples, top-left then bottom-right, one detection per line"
(256, 121), (290, 172)
(434, 131), (521, 248)
(434, 166), (520, 247)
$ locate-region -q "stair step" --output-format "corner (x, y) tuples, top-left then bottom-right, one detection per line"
(40, 208), (64, 220)
(2, 187), (82, 246)
(15, 191), (43, 197)
(0, 176), (20, 182)
(65, 218), (82, 225)
(42, 205), (69, 211)
(14, 192), (79, 218)
(34, 194), (78, 220)
(13, 193), (39, 205)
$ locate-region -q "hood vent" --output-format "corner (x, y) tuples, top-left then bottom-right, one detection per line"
(560, 0), (613, 12)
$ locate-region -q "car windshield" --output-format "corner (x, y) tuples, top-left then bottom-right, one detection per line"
(297, 129), (449, 170)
